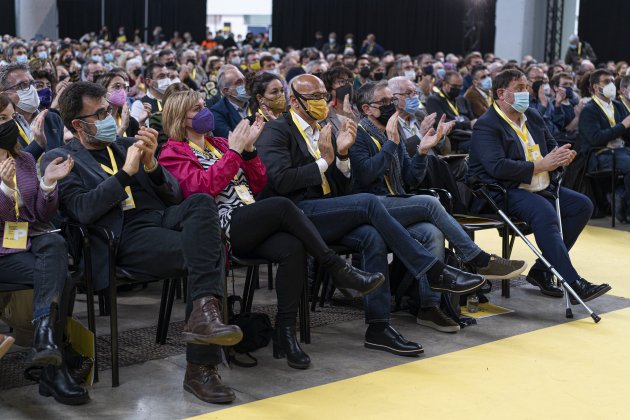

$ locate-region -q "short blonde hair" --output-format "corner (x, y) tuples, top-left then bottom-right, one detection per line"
(162, 89), (203, 141)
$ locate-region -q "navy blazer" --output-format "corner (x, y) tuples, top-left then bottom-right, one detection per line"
(425, 92), (474, 130)
(350, 124), (427, 195)
(578, 99), (629, 154)
(19, 110), (65, 160)
(256, 112), (351, 203)
(41, 137), (183, 290)
(468, 106), (557, 191)
(210, 96), (243, 138)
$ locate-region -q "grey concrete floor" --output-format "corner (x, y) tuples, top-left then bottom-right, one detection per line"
(1, 263), (628, 420)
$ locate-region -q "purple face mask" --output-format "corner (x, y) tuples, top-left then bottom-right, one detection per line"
(191, 107), (215, 134)
(108, 89), (127, 108)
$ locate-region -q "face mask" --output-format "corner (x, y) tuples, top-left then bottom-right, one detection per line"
(329, 38), (336, 44)
(373, 72), (384, 81)
(156, 78), (172, 93)
(265, 95), (287, 114)
(172, 77), (181, 84)
(0, 119), (19, 150)
(347, 38), (353, 44)
(602, 82), (616, 100)
(15, 54), (28, 64)
(272, 54), (280, 61)
(104, 52), (114, 62)
(232, 85), (251, 102)
(404, 96), (420, 114)
(447, 86), (461, 99)
(191, 107), (215, 134)
(231, 56), (242, 66)
(423, 65), (434, 75)
(304, 98), (329, 121)
(564, 86), (574, 100)
(132, 68), (142, 77)
(17, 85), (41, 114)
(108, 89), (127, 107)
(250, 61), (261, 71)
(376, 103), (396, 125)
(437, 68), (446, 78)
(508, 90), (530, 113)
(359, 66), (371, 78)
(543, 83), (551, 96)
(64, 56), (73, 64)
(37, 51), (48, 60)
(404, 70), (416, 81)
(480, 76), (492, 91)
(569, 44), (577, 49)
(335, 85), (352, 104)
(91, 55), (102, 63)
(266, 68), (280, 76)
(81, 114), (117, 143)
(37, 88), (53, 108)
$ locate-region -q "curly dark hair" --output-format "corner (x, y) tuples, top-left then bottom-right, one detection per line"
(58, 81), (107, 133)
(321, 65), (354, 92)
(246, 72), (282, 114)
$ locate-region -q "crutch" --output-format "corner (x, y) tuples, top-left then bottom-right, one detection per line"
(469, 178), (601, 323)
(552, 173), (574, 319)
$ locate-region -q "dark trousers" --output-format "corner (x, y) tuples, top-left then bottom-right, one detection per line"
(297, 193), (440, 323)
(504, 187), (593, 283)
(0, 233), (70, 320)
(116, 194), (225, 365)
(591, 147), (630, 209)
(230, 197), (339, 327)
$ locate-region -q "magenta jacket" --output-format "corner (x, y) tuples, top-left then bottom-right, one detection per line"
(0, 152), (58, 256)
(158, 136), (268, 199)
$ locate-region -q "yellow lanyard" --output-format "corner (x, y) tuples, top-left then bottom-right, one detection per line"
(16, 122), (30, 145)
(156, 99), (163, 112)
(622, 98), (630, 114)
(358, 124), (395, 195)
(99, 146), (120, 175)
(290, 110), (330, 195)
(256, 108), (269, 122)
(191, 68), (197, 81)
(12, 173), (19, 219)
(591, 96), (616, 127)
(493, 103), (530, 145)
(116, 115), (127, 137)
(578, 43), (582, 57)
(188, 140), (239, 181)
(437, 89), (459, 116)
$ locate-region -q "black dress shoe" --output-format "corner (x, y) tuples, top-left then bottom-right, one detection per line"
(329, 263), (385, 296)
(569, 278), (611, 305)
(526, 270), (563, 297)
(428, 265), (486, 294)
(364, 325), (423, 357)
(272, 326), (311, 369)
(28, 303), (62, 368)
(39, 364), (90, 405)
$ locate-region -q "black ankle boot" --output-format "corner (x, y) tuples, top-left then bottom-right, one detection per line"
(39, 364), (90, 405)
(28, 303), (62, 367)
(272, 326), (310, 369)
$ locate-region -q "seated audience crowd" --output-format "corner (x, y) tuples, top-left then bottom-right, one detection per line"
(0, 27), (618, 405)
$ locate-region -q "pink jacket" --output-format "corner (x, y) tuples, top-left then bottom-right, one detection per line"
(158, 136), (268, 199)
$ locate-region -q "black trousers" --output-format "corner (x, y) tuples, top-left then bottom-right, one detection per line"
(230, 197), (339, 327)
(116, 194), (225, 365)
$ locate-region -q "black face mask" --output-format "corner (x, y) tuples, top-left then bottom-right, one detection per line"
(0, 119), (19, 150)
(359, 66), (371, 78)
(373, 72), (385, 81)
(447, 86), (461, 100)
(187, 59), (197, 66)
(312, 72), (323, 80)
(423, 65), (434, 75)
(335, 85), (352, 104)
(376, 103), (396, 125)
(165, 61), (176, 68)
(132, 68), (142, 77)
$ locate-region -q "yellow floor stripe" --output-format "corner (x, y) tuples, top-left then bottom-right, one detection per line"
(190, 308), (630, 420)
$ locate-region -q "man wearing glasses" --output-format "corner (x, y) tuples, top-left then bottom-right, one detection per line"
(257, 74), (488, 357)
(42, 81), (244, 403)
(210, 65), (250, 138)
(0, 63), (65, 160)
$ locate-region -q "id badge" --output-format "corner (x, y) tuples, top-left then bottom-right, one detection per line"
(122, 186), (136, 211)
(3, 222), (29, 249)
(234, 185), (255, 205)
(526, 144), (542, 162)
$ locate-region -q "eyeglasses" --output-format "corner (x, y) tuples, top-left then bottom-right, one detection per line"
(75, 106), (113, 121)
(33, 80), (52, 90)
(393, 91), (417, 99)
(110, 82), (130, 91)
(293, 87), (331, 102)
(369, 97), (397, 107)
(334, 79), (352, 87)
(2, 80), (36, 92)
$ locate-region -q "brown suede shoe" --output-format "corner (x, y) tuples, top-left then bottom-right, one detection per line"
(183, 363), (235, 404)
(182, 296), (243, 346)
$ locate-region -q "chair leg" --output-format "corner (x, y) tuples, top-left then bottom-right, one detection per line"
(98, 291), (106, 316)
(182, 278), (187, 303)
(109, 283), (119, 387)
(156, 279), (170, 344)
(160, 279), (177, 345)
(299, 272), (311, 344)
(242, 266), (258, 313)
(83, 236), (99, 383)
(611, 175), (616, 228)
(267, 263), (274, 290)
(175, 278), (182, 300)
(311, 263), (324, 311)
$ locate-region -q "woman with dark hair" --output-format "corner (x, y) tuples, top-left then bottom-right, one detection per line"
(321, 65), (358, 136)
(158, 90), (384, 370)
(246, 72), (286, 121)
(0, 94), (88, 404)
(95, 71), (140, 137)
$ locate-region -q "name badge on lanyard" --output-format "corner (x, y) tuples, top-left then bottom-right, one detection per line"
(100, 146), (136, 211)
(234, 184), (255, 205)
(526, 144), (542, 162)
(3, 173), (28, 249)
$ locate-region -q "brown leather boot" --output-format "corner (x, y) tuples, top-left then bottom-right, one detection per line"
(183, 363), (235, 404)
(182, 296), (243, 346)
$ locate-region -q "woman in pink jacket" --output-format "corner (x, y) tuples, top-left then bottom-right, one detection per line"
(158, 90), (383, 370)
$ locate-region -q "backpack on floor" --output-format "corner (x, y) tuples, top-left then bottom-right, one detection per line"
(226, 295), (273, 367)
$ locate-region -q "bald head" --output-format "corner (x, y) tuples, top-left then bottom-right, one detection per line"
(289, 74), (329, 125)
(291, 74), (326, 95)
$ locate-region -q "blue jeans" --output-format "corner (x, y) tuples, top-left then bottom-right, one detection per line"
(502, 187), (593, 283)
(591, 147), (630, 208)
(297, 193), (440, 323)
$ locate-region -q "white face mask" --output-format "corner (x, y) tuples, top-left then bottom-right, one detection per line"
(17, 85), (41, 114)
(172, 77), (181, 84)
(404, 70), (416, 81)
(543, 83), (551, 96)
(156, 78), (172, 93)
(625, 90), (630, 100)
(602, 82), (616, 100)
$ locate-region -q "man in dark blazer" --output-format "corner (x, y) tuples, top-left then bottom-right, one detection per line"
(469, 69), (611, 304)
(42, 82), (243, 404)
(578, 69), (630, 222)
(210, 65), (248, 138)
(257, 75), (485, 356)
(426, 70), (476, 152)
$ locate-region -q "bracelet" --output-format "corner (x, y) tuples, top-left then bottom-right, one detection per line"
(143, 158), (159, 173)
(337, 152), (350, 161)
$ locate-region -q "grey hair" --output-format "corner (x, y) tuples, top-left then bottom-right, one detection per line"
(304, 59), (328, 74)
(0, 62), (29, 90)
(387, 76), (409, 93)
(393, 56), (412, 73)
(355, 80), (389, 116)
(217, 64), (240, 91)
